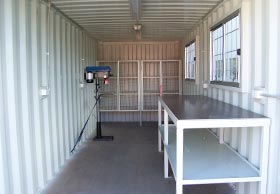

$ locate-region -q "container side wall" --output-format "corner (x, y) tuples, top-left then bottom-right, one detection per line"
(0, 1), (97, 194)
(182, 0), (280, 194)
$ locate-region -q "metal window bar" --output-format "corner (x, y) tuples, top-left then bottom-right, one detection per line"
(210, 14), (240, 85)
(185, 42), (196, 79)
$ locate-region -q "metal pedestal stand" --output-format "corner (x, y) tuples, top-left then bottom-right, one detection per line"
(93, 78), (114, 141)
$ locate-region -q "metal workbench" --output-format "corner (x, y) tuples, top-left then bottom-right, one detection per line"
(158, 95), (270, 194)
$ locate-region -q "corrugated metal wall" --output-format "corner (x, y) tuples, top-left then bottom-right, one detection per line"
(98, 41), (180, 61)
(98, 41), (181, 121)
(0, 1), (97, 194)
(182, 0), (280, 194)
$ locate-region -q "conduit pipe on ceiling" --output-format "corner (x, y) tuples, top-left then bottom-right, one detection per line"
(130, 0), (141, 20)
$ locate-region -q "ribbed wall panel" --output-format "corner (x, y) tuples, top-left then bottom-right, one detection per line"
(182, 0), (280, 194)
(0, 1), (97, 194)
(99, 42), (180, 61)
(0, 4), (8, 193)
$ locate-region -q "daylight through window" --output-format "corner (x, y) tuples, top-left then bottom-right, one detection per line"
(185, 42), (196, 80)
(211, 13), (240, 87)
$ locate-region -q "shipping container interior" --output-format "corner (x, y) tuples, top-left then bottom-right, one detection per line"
(0, 0), (280, 194)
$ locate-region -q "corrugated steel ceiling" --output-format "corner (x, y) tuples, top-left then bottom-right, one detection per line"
(52, 0), (222, 41)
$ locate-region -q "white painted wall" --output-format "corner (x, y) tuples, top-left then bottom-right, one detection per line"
(0, 0), (98, 194)
(182, 0), (280, 194)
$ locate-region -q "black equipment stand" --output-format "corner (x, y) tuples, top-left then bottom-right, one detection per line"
(93, 78), (114, 141)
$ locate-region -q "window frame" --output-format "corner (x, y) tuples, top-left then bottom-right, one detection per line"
(184, 41), (196, 81)
(210, 11), (241, 88)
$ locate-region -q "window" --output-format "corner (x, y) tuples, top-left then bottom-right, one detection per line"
(185, 42), (196, 80)
(210, 13), (240, 87)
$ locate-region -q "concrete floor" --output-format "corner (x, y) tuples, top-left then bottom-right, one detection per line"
(42, 122), (236, 194)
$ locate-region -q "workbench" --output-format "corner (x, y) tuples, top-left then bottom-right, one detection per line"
(157, 95), (270, 194)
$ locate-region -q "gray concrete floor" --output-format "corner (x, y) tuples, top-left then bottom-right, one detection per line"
(42, 122), (236, 194)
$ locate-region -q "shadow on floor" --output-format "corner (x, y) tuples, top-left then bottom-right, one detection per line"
(42, 122), (236, 194)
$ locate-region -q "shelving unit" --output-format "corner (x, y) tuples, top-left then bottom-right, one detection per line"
(97, 60), (182, 123)
(158, 95), (270, 194)
(98, 61), (118, 111)
(119, 61), (140, 111)
(162, 60), (181, 94)
(142, 60), (161, 112)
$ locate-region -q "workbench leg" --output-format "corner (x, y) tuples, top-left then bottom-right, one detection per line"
(158, 100), (162, 152)
(219, 128), (224, 144)
(158, 130), (162, 152)
(164, 110), (168, 146)
(164, 109), (169, 178)
(176, 182), (183, 194)
(259, 122), (270, 194)
(176, 122), (184, 194)
(164, 148), (169, 178)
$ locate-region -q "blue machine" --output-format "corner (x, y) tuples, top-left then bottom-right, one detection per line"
(84, 65), (113, 141)
(85, 65), (111, 72)
(72, 65), (114, 152)
(84, 66), (111, 83)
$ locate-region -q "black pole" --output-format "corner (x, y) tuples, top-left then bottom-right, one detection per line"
(93, 77), (113, 141)
(96, 121), (102, 137)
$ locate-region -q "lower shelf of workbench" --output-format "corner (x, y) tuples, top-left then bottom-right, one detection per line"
(159, 125), (261, 185)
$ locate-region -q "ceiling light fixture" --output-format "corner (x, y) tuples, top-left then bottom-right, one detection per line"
(133, 24), (141, 31)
